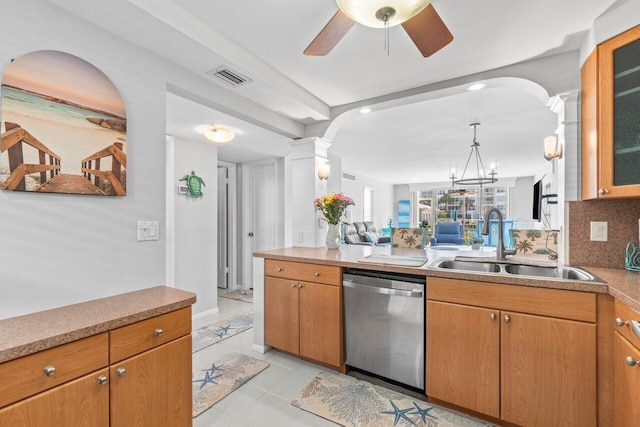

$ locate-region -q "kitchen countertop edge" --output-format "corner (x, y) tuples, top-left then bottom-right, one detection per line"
(0, 286), (197, 364)
(254, 246), (640, 312)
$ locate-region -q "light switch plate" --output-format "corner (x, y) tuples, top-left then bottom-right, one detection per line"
(137, 221), (159, 242)
(590, 221), (607, 242)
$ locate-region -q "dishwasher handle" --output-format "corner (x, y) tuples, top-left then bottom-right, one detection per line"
(343, 280), (423, 298)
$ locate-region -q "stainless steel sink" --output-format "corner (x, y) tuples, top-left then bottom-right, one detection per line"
(431, 258), (603, 282)
(503, 264), (599, 281)
(433, 259), (502, 273)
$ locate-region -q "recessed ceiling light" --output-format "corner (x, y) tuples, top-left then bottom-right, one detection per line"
(359, 107), (372, 114)
(467, 82), (486, 91)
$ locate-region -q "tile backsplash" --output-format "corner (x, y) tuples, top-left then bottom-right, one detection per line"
(567, 199), (640, 268)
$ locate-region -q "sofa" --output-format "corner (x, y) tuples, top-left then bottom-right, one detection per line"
(343, 221), (391, 246)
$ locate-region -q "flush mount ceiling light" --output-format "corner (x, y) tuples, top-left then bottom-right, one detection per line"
(450, 123), (498, 187)
(359, 107), (372, 114)
(203, 124), (235, 143)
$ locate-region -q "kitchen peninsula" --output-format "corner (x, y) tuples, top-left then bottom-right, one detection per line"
(254, 244), (640, 426)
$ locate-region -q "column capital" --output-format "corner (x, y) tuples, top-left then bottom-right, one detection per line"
(289, 137), (332, 159)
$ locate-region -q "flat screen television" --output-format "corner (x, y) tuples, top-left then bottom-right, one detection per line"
(533, 179), (542, 220)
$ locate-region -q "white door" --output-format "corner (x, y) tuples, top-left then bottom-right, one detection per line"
(243, 161), (278, 288)
(217, 166), (228, 289)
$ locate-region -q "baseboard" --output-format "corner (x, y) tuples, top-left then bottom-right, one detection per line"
(192, 307), (219, 321)
(252, 344), (271, 354)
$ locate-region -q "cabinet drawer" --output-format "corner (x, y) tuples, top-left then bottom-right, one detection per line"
(109, 307), (191, 363)
(265, 259), (341, 286)
(615, 299), (640, 348)
(0, 333), (108, 408)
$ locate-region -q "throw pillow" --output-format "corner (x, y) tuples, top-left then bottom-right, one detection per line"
(363, 231), (378, 245)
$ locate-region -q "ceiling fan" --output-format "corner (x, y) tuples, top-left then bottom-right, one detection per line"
(304, 0), (453, 57)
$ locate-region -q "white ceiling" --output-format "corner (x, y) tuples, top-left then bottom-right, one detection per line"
(47, 0), (620, 184)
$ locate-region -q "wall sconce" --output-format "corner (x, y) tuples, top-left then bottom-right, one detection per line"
(543, 136), (562, 160)
(317, 164), (330, 180)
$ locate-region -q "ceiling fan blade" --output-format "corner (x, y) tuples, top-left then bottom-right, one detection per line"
(401, 4), (453, 57)
(304, 10), (355, 56)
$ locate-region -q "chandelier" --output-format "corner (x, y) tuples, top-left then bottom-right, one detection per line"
(450, 123), (497, 187)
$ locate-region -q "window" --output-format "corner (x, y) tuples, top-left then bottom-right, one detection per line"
(363, 187), (374, 221)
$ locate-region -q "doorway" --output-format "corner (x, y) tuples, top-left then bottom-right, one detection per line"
(217, 160), (238, 292)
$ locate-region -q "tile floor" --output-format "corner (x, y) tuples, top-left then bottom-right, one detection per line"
(192, 296), (337, 427)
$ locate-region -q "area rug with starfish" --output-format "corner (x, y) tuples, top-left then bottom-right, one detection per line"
(192, 351), (269, 417)
(292, 372), (496, 427)
(192, 312), (253, 353)
(219, 289), (253, 303)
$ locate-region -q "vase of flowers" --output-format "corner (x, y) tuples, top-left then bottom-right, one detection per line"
(314, 193), (355, 249)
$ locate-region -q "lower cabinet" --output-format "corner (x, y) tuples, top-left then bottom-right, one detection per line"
(0, 368), (109, 426)
(0, 306), (192, 427)
(265, 259), (343, 369)
(427, 277), (597, 426)
(613, 299), (640, 426)
(110, 335), (192, 426)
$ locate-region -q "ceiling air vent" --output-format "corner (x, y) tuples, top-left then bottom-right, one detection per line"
(206, 66), (252, 88)
(343, 172), (356, 181)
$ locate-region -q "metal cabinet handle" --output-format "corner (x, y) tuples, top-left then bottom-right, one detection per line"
(97, 375), (108, 385)
(116, 367), (126, 377)
(315, 272), (320, 277)
(298, 283), (304, 288)
(490, 313), (496, 321)
(599, 188), (609, 195)
(616, 317), (629, 327)
(154, 328), (163, 337)
(626, 357), (640, 367)
(291, 283), (297, 288)
(43, 366), (56, 377)
(504, 314), (510, 323)
(277, 267), (283, 272)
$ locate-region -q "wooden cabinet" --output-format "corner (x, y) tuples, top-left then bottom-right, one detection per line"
(427, 277), (597, 426)
(613, 299), (640, 426)
(264, 259), (343, 369)
(0, 306), (192, 427)
(582, 24), (640, 199)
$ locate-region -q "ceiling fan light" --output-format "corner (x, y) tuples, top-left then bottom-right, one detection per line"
(204, 125), (235, 143)
(336, 0), (431, 28)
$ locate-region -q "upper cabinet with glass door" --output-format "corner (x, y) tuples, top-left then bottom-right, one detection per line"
(582, 25), (640, 199)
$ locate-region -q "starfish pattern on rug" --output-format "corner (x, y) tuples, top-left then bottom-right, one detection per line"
(381, 400), (416, 426)
(409, 402), (438, 423)
(193, 369), (223, 390)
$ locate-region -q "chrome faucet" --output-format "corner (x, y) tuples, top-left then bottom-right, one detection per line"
(482, 208), (516, 260)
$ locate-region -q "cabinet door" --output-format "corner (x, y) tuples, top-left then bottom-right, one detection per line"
(110, 335), (191, 427)
(265, 276), (299, 355)
(426, 301), (499, 418)
(598, 25), (640, 198)
(501, 312), (596, 427)
(614, 332), (640, 426)
(0, 368), (109, 427)
(299, 281), (342, 367)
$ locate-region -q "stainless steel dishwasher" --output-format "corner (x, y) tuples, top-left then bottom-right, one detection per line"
(343, 268), (425, 390)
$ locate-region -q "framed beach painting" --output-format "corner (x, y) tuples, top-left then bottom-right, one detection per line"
(0, 50), (126, 195)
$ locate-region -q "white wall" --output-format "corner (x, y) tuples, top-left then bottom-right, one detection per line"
(510, 176), (534, 220)
(0, 0), (170, 319)
(172, 137), (217, 315)
(342, 171), (394, 229)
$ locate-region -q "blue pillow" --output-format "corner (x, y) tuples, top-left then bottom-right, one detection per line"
(364, 231), (378, 245)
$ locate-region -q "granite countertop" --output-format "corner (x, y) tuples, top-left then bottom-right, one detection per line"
(0, 286), (196, 364)
(254, 245), (640, 312)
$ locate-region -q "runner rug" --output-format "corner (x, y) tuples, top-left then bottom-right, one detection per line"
(192, 312), (253, 353)
(292, 372), (497, 427)
(192, 352), (269, 417)
(219, 289), (253, 303)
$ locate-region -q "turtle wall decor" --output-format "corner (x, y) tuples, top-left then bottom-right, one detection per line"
(179, 171), (205, 197)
